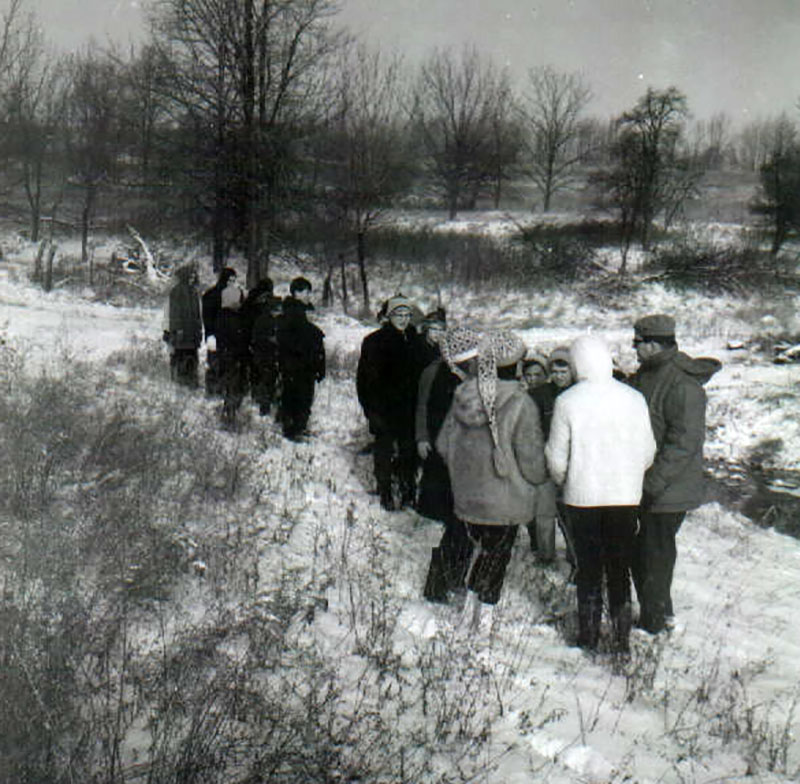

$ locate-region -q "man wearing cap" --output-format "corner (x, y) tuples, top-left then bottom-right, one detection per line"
(357, 294), (427, 510)
(631, 314), (722, 634)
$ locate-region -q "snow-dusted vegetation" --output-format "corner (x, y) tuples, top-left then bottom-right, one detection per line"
(2, 212), (800, 783)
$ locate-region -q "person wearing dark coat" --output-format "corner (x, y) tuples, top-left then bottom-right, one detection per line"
(418, 327), (478, 603)
(357, 294), (426, 511)
(276, 277), (325, 441)
(163, 264), (203, 388)
(216, 283), (250, 429)
(630, 314), (722, 635)
(201, 267), (237, 396)
(245, 277), (281, 416)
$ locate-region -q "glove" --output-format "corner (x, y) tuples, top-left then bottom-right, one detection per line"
(417, 441), (432, 460)
(162, 331), (170, 344)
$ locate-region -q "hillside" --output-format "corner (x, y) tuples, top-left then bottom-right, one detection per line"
(1, 219), (799, 784)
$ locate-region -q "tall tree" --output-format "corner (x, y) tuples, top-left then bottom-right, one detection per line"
(321, 45), (412, 313)
(751, 117), (800, 254)
(598, 86), (699, 269)
(63, 47), (121, 263)
(518, 66), (592, 212)
(413, 47), (509, 219)
(150, 0), (341, 283)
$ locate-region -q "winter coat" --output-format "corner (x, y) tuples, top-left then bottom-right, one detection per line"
(632, 347), (722, 513)
(216, 306), (251, 358)
(545, 335), (656, 508)
(165, 281), (202, 350)
(248, 291), (282, 359)
(529, 381), (564, 440)
(276, 298), (325, 383)
(436, 377), (548, 526)
(201, 283), (225, 340)
(357, 323), (426, 436)
(415, 359), (461, 446)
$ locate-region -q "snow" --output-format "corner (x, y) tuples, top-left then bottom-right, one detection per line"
(2, 224), (800, 782)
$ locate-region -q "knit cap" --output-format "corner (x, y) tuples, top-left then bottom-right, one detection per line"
(477, 330), (526, 477)
(386, 294), (413, 315)
(422, 307), (447, 329)
(548, 345), (571, 369)
(522, 350), (549, 372)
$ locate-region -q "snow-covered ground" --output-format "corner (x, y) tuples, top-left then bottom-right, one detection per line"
(2, 226), (800, 783)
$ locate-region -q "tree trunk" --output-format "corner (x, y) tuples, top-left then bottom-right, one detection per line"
(357, 230), (370, 315)
(81, 183), (96, 265)
(339, 253), (348, 314)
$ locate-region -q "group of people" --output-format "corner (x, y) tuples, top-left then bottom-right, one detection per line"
(356, 297), (721, 656)
(163, 265), (325, 439)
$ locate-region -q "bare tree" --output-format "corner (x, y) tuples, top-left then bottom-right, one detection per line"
(63, 47), (121, 263)
(0, 3), (67, 242)
(597, 86), (700, 270)
(518, 65), (592, 212)
(412, 46), (508, 219)
(150, 0), (342, 283)
(321, 44), (412, 313)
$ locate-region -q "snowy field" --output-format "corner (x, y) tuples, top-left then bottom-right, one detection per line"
(2, 221), (800, 783)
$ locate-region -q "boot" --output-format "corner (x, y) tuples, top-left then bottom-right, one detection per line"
(577, 598), (601, 651)
(378, 484), (395, 511)
(611, 602), (632, 655)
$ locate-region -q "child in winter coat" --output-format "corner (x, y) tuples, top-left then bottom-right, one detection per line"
(436, 331), (551, 635)
(276, 277), (325, 441)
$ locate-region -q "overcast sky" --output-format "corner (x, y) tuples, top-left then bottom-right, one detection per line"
(36, 0), (800, 123)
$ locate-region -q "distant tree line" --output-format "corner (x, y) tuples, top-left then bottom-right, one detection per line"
(1, 0), (799, 286)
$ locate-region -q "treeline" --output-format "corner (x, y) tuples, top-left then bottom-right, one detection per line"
(1, 0), (799, 285)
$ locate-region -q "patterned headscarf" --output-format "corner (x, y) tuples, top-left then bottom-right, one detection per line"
(477, 330), (527, 477)
(441, 326), (482, 379)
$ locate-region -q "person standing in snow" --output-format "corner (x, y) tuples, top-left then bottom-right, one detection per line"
(357, 294), (426, 511)
(630, 314), (722, 635)
(245, 276), (281, 416)
(419, 326), (479, 603)
(436, 331), (551, 634)
(276, 277), (325, 441)
(163, 263), (203, 388)
(527, 346), (577, 570)
(201, 267), (237, 396)
(216, 281), (250, 430)
(545, 335), (656, 654)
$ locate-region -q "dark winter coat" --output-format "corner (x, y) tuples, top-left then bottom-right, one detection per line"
(276, 298), (325, 384)
(357, 323), (426, 436)
(632, 347), (722, 513)
(415, 359), (463, 521)
(247, 291), (282, 359)
(216, 307), (252, 359)
(166, 281), (202, 350)
(529, 382), (565, 439)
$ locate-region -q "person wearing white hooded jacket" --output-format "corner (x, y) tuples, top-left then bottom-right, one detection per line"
(545, 335), (656, 654)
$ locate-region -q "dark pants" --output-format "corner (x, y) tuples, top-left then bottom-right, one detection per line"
(632, 511), (685, 633)
(205, 350), (222, 396)
(417, 450), (453, 522)
(373, 430), (417, 507)
(423, 517), (474, 602)
(219, 353), (249, 427)
(569, 506), (638, 652)
(251, 352), (278, 413)
(465, 523), (518, 605)
(170, 349), (198, 388)
(280, 374), (315, 439)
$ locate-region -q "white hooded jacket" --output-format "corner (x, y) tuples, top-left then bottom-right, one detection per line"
(545, 335), (656, 507)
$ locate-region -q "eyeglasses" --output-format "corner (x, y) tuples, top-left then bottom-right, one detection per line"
(632, 337), (646, 347)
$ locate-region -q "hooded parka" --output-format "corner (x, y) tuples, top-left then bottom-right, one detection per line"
(632, 348), (721, 513)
